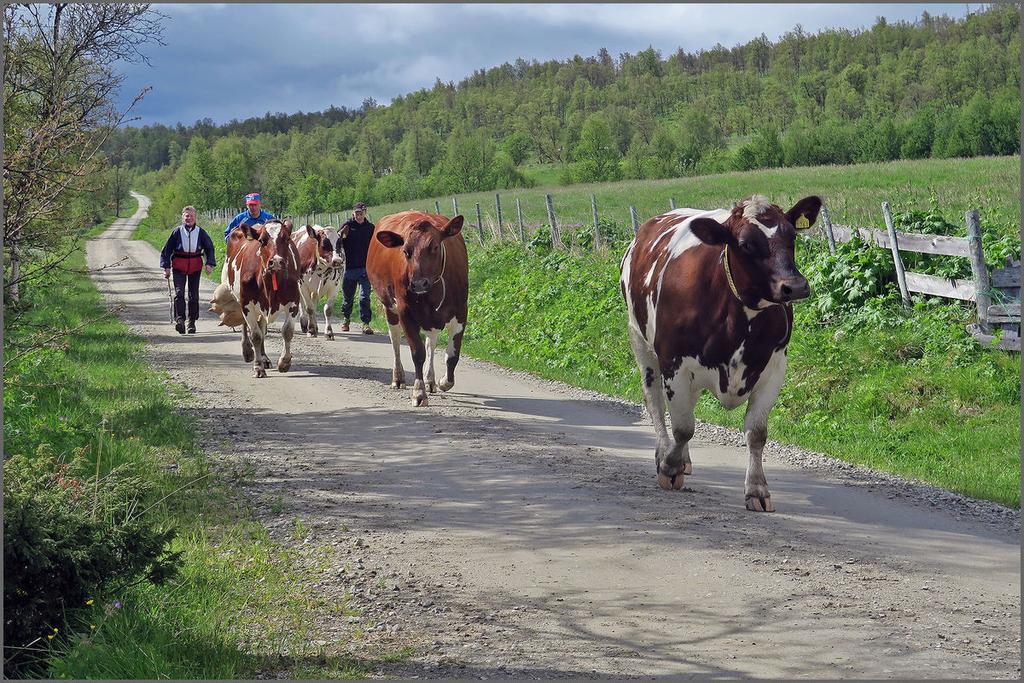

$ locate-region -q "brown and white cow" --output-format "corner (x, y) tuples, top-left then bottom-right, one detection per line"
(223, 219), (302, 378)
(367, 211), (468, 407)
(292, 224), (345, 339)
(620, 194), (820, 511)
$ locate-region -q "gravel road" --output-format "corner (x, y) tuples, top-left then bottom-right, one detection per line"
(86, 193), (1020, 679)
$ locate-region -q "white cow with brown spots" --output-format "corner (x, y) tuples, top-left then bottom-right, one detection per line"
(620, 194), (821, 511)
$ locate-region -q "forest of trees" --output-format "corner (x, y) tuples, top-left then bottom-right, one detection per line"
(124, 5), (1020, 219)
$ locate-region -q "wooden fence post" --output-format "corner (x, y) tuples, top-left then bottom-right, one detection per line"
(545, 193), (561, 248)
(453, 197), (459, 216)
(882, 202), (911, 307)
(434, 200), (441, 215)
(629, 206), (639, 235)
(495, 193), (503, 239)
(591, 193), (600, 250)
(516, 197), (525, 243)
(670, 197), (677, 210)
(821, 203), (837, 255)
(475, 203), (484, 246)
(966, 209), (992, 332)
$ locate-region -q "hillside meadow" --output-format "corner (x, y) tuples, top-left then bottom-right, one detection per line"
(367, 156), (1020, 241)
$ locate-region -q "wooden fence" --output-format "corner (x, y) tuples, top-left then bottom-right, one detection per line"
(818, 204), (1021, 352)
(198, 195), (1020, 352)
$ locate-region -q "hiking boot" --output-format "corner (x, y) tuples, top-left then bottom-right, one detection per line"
(341, 320), (350, 332)
(187, 320), (197, 334)
(175, 319), (186, 335)
(362, 323), (374, 335)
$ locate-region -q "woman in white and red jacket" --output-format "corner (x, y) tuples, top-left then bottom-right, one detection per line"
(159, 205), (216, 335)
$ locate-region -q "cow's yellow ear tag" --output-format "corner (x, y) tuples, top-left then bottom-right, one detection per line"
(795, 214), (810, 230)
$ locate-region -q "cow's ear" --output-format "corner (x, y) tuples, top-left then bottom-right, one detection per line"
(305, 225), (317, 240)
(376, 230), (404, 248)
(689, 217), (734, 246)
(442, 215), (464, 239)
(257, 226), (271, 246)
(786, 196), (822, 231)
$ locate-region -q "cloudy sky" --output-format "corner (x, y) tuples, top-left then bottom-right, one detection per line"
(117, 3), (972, 128)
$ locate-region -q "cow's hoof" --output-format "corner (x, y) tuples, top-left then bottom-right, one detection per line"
(438, 378), (454, 392)
(254, 367), (267, 379)
(262, 358), (272, 369)
(745, 493), (774, 513)
(243, 347), (255, 363)
(427, 380), (437, 393)
(413, 380), (428, 406)
(657, 471), (685, 491)
(278, 357), (292, 372)
(391, 381), (405, 389)
(326, 330), (334, 340)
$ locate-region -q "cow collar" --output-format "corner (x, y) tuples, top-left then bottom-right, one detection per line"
(422, 242), (448, 313)
(721, 245), (775, 311)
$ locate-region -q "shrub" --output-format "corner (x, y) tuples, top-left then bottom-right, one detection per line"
(3, 447), (180, 674)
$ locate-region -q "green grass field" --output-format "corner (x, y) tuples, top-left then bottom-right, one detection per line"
(4, 211), (406, 678)
(369, 156), (1020, 241)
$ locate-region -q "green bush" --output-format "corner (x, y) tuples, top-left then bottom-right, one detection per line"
(3, 447), (180, 675)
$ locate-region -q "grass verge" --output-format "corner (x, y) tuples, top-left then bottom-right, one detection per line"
(3, 217), (407, 677)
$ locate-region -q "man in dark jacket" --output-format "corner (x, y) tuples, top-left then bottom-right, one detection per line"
(339, 201), (375, 334)
(160, 205), (216, 334)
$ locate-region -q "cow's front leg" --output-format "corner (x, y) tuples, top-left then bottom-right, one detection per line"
(278, 303), (298, 372)
(403, 321), (428, 407)
(438, 317), (464, 392)
(258, 314), (272, 369)
(424, 329), (439, 393)
(662, 364), (700, 491)
(741, 352), (787, 512)
(242, 305), (266, 378)
(385, 306), (405, 389)
(240, 315), (255, 363)
(323, 286), (339, 340)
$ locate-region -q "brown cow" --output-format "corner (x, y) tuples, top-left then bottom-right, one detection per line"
(620, 194), (820, 511)
(222, 219), (302, 378)
(366, 211), (468, 407)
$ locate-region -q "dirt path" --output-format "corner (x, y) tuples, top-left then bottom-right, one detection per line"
(87, 193), (1020, 679)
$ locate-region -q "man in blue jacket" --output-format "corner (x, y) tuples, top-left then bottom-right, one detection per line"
(223, 192), (276, 240)
(160, 205), (216, 334)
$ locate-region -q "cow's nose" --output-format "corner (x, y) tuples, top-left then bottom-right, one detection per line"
(780, 277), (810, 302)
(270, 256), (285, 271)
(411, 277), (431, 294)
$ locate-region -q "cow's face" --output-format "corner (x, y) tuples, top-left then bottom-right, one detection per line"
(690, 195), (820, 305)
(376, 216), (464, 295)
(306, 225), (345, 270)
(251, 220), (291, 273)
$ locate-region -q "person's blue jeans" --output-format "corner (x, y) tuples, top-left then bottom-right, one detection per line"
(341, 267), (372, 324)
